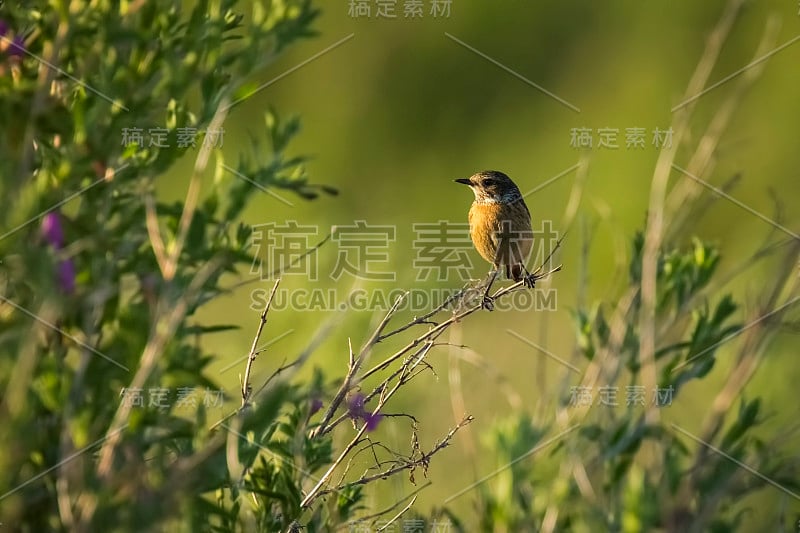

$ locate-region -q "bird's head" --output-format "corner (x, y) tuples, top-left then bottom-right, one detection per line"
(455, 170), (522, 204)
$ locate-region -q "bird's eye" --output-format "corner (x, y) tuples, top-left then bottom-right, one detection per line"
(482, 178), (495, 187)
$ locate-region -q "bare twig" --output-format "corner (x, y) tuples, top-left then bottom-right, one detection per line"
(310, 293), (410, 438)
(301, 332), (472, 509)
(301, 263), (562, 508)
(339, 481), (431, 530)
(307, 415), (474, 506)
(376, 495), (417, 532)
(377, 288), (466, 342)
(360, 266), (562, 383)
(241, 279), (281, 407)
(294, 230), (563, 519)
(209, 292), (340, 432)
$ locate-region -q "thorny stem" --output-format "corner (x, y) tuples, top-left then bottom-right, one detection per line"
(311, 264), (561, 440)
(303, 415), (474, 508)
(241, 279), (281, 407)
(309, 293), (411, 438)
(296, 238), (562, 514)
(309, 234), (564, 440)
(300, 308), (485, 509)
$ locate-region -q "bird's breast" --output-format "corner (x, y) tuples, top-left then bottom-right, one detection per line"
(468, 200), (533, 265)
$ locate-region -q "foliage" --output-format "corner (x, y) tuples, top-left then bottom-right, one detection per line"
(1, 1), (797, 532)
(0, 2), (476, 530)
(0, 1), (348, 531)
(472, 235), (798, 531)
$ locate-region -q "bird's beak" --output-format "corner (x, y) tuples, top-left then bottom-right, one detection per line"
(454, 178), (472, 186)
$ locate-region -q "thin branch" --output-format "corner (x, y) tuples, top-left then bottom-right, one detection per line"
(337, 416), (472, 493)
(360, 266), (561, 384)
(310, 257), (561, 440)
(210, 302), (338, 432)
(310, 415), (474, 505)
(96, 255), (226, 479)
(302, 344), (459, 508)
(144, 193), (168, 276)
(377, 288), (466, 342)
(163, 99), (229, 281)
(339, 482), (431, 530)
(310, 293), (409, 438)
(376, 495), (417, 532)
(320, 341), (436, 435)
(297, 233), (562, 515)
(241, 279), (281, 407)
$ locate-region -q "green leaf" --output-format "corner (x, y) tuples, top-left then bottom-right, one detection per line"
(183, 324), (241, 335)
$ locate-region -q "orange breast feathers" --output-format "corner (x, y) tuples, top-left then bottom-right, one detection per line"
(468, 199), (533, 278)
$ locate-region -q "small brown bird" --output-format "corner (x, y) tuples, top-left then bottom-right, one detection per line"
(455, 170), (534, 308)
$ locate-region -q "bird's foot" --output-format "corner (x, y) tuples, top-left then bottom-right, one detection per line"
(523, 274), (537, 289)
(481, 294), (495, 311)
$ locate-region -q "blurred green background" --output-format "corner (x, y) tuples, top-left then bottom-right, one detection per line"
(161, 0), (799, 525)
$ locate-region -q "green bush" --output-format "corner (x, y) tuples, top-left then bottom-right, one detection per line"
(1, 1), (797, 532)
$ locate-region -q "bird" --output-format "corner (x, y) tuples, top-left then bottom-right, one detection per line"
(455, 170), (534, 309)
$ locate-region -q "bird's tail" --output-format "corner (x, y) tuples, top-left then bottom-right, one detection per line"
(507, 263), (524, 282)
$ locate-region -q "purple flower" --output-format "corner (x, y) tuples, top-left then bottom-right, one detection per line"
(7, 35), (24, 57)
(347, 393), (366, 420)
(41, 212), (76, 293)
(57, 259), (76, 294)
(310, 397), (323, 415)
(41, 212), (64, 248)
(363, 412), (383, 432)
(0, 20), (8, 37)
(346, 393), (382, 432)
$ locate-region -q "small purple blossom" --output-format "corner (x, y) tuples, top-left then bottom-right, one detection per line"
(309, 397), (323, 416)
(41, 212), (64, 248)
(347, 393), (382, 432)
(347, 393), (365, 419)
(7, 35), (25, 58)
(0, 20), (8, 37)
(41, 211), (75, 293)
(363, 412), (383, 432)
(57, 259), (76, 294)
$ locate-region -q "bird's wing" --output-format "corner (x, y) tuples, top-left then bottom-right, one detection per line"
(521, 198), (531, 218)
